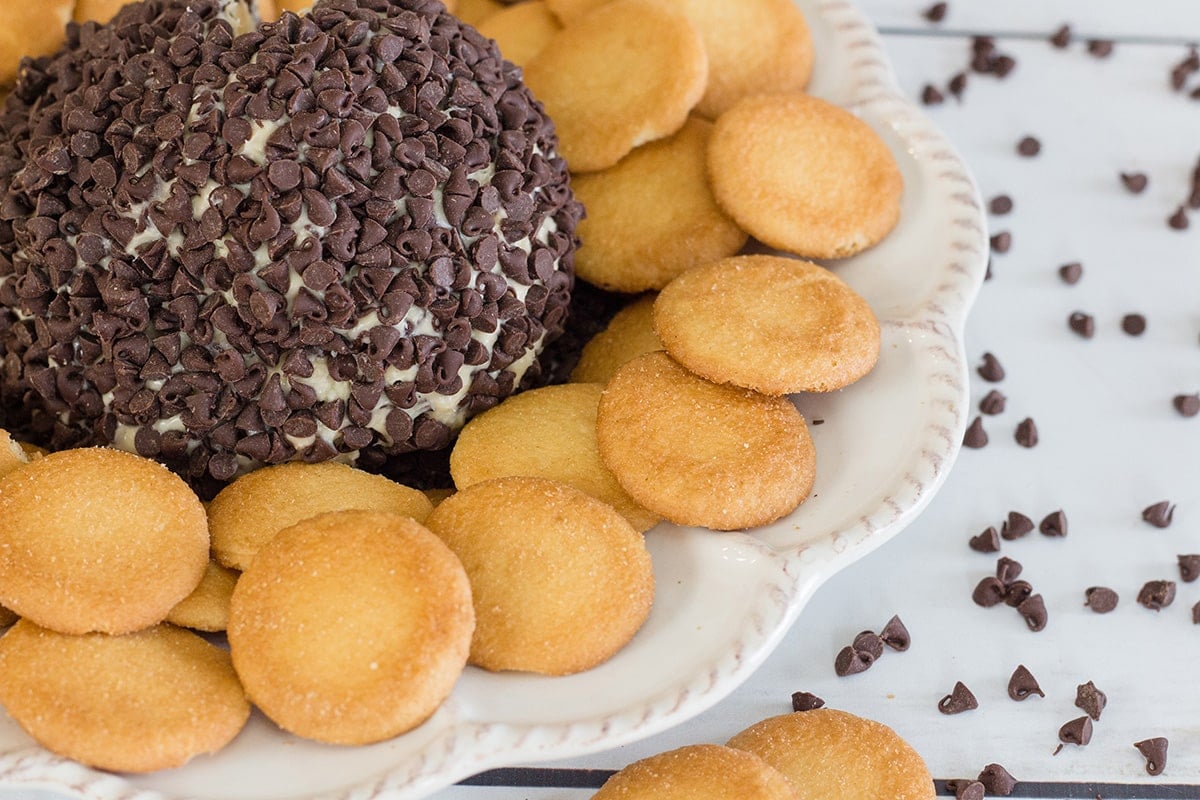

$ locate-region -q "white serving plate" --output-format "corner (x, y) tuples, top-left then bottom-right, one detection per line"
(0, 1), (987, 797)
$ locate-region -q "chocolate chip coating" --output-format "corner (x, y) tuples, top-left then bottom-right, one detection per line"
(0, 0), (582, 487)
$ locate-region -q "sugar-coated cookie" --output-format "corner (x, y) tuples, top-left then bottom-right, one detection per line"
(0, 428), (28, 479)
(0, 448), (209, 635)
(453, 0), (502, 26)
(208, 461), (433, 571)
(477, 1), (561, 66)
(228, 510), (473, 745)
(658, 0), (814, 118)
(426, 477), (654, 675)
(653, 255), (880, 394)
(592, 744), (799, 799)
(451, 383), (658, 531)
(596, 352), (815, 530)
(544, 0), (609, 24)
(0, 620), (249, 773)
(727, 709), (936, 800)
(570, 295), (663, 385)
(708, 94), (903, 259)
(166, 560), (240, 633)
(524, 0), (707, 172)
(0, 0), (72, 86)
(572, 117), (747, 292)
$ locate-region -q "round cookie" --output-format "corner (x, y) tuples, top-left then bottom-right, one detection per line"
(0, 448), (209, 635)
(0, 0), (72, 87)
(544, 0), (609, 24)
(166, 559), (240, 633)
(477, 1), (562, 67)
(0, 620), (249, 773)
(450, 383), (658, 531)
(452, 0), (502, 26)
(727, 709), (935, 800)
(658, 0), (814, 119)
(572, 117), (748, 292)
(227, 510), (474, 745)
(570, 294), (662, 385)
(524, 0), (707, 172)
(596, 352), (815, 530)
(425, 477), (654, 675)
(593, 744), (799, 800)
(708, 94), (903, 259)
(653, 255), (880, 394)
(208, 460), (434, 571)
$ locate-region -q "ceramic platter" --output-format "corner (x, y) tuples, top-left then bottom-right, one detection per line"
(0, 1), (988, 797)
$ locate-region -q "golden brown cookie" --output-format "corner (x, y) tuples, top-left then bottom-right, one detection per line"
(228, 510), (473, 745)
(0, 0), (73, 87)
(16, 440), (47, 461)
(544, 0), (609, 24)
(653, 255), (880, 394)
(453, 0), (502, 26)
(593, 744), (799, 800)
(73, 0), (137, 23)
(166, 559), (240, 633)
(0, 620), (249, 773)
(477, 1), (561, 67)
(425, 477), (654, 675)
(658, 0), (814, 119)
(208, 460), (433, 571)
(0, 448), (209, 635)
(450, 383), (658, 531)
(524, 0), (707, 172)
(708, 94), (903, 259)
(596, 352), (815, 530)
(727, 709), (936, 800)
(570, 294), (663, 385)
(273, 0), (312, 13)
(572, 117), (747, 292)
(0, 428), (28, 479)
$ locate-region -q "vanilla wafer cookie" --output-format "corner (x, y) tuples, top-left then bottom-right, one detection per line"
(593, 744), (799, 799)
(478, 1), (561, 66)
(570, 294), (662, 385)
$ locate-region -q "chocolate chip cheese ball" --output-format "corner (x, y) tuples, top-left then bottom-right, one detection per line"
(0, 0), (581, 486)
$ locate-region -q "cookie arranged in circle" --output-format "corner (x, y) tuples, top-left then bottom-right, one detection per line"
(450, 383), (659, 531)
(596, 352), (815, 530)
(654, 255), (880, 394)
(570, 294), (663, 385)
(593, 744), (799, 799)
(0, 621), (249, 773)
(425, 477), (654, 675)
(166, 560), (240, 633)
(708, 94), (903, 259)
(544, 0), (609, 24)
(0, 0), (72, 86)
(524, 0), (707, 172)
(228, 510), (474, 745)
(572, 117), (748, 292)
(452, 0), (502, 26)
(727, 709), (935, 800)
(477, 1), (562, 67)
(0, 448), (209, 635)
(208, 461), (434, 571)
(660, 0), (814, 119)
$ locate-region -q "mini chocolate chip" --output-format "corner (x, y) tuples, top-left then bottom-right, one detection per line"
(1168, 206), (1190, 230)
(1134, 737), (1168, 776)
(938, 681), (978, 714)
(834, 645), (872, 676)
(1121, 313), (1146, 336)
(1174, 393), (1200, 417)
(1142, 500), (1175, 528)
(1014, 417), (1038, 447)
(1085, 586), (1119, 613)
(964, 416), (988, 448)
(1003, 580), (1033, 607)
(1008, 664), (1045, 700)
(989, 195), (1013, 215)
(1017, 593), (1048, 631)
(1178, 555), (1200, 583)
(1087, 39), (1115, 57)
(990, 231), (1012, 253)
(1001, 511), (1034, 540)
(922, 2), (947, 22)
(954, 780), (984, 800)
(972, 576), (1006, 607)
(1137, 580), (1176, 611)
(1039, 510), (1067, 537)
(977, 352), (1005, 382)
(1049, 24), (1071, 48)
(852, 630), (885, 661)
(1120, 172), (1148, 193)
(879, 615), (910, 651)
(979, 389), (1006, 415)
(1058, 261), (1083, 284)
(791, 691), (825, 712)
(969, 526), (1001, 553)
(1075, 681), (1107, 720)
(1059, 716), (1094, 746)
(948, 72), (968, 101)
(921, 84), (945, 105)
(978, 763), (1018, 795)
(1017, 136), (1041, 157)
(996, 556), (1023, 585)
(1068, 311), (1095, 338)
